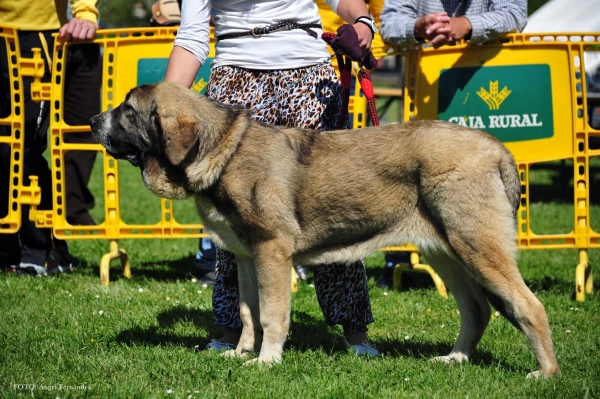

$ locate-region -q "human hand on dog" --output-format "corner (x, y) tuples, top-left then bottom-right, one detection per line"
(58, 17), (98, 42)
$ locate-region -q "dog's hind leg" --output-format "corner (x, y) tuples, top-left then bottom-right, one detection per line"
(427, 253), (491, 364)
(442, 215), (559, 377)
(234, 256), (262, 359)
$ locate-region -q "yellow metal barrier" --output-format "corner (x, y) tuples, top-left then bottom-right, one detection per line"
(5, 23), (596, 301)
(0, 25), (43, 233)
(5, 26), (369, 286)
(390, 32), (600, 300)
(32, 27), (212, 285)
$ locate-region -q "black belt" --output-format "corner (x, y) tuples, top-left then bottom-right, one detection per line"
(217, 20), (322, 41)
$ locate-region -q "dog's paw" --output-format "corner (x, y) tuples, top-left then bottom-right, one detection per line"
(431, 353), (469, 364)
(221, 349), (248, 359)
(526, 370), (542, 379)
(243, 358), (275, 367)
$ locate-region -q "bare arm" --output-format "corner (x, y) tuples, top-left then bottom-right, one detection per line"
(165, 46), (202, 88)
(165, 0), (210, 88)
(334, 0), (374, 54)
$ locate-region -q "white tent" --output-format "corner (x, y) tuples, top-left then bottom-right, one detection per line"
(524, 0), (600, 33)
(524, 0), (600, 74)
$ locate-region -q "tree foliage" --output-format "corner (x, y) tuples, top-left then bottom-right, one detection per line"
(98, 0), (553, 29)
(98, 0), (155, 28)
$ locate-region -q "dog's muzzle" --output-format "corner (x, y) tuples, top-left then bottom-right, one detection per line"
(89, 113), (144, 168)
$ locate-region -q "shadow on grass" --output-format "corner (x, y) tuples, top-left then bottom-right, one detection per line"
(525, 276), (575, 297)
(77, 254), (199, 283)
(375, 338), (529, 374)
(113, 305), (529, 374)
(115, 307), (219, 349)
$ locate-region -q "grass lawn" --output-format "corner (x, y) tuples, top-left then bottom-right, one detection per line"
(1, 157), (599, 398)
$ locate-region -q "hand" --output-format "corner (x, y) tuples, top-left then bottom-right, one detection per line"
(448, 17), (472, 42)
(351, 22), (373, 56)
(58, 18), (98, 42)
(414, 12), (451, 48)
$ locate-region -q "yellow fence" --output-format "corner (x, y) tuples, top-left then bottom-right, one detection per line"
(1, 25), (597, 300)
(0, 25), (44, 233)
(0, 26), (368, 285)
(381, 32), (599, 300)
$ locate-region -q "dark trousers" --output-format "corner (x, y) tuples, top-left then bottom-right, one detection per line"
(0, 30), (101, 265)
(63, 42), (102, 225)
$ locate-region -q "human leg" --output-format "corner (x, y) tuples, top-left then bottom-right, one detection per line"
(203, 64), (376, 353)
(62, 43), (102, 226)
(12, 31), (56, 272)
(207, 248), (242, 349)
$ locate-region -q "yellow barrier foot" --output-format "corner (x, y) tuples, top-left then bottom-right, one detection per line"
(575, 249), (592, 302)
(391, 251), (448, 299)
(100, 240), (130, 286)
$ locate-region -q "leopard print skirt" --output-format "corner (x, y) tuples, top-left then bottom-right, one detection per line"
(206, 64), (374, 336)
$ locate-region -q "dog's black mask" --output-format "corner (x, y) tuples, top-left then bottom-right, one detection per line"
(89, 89), (156, 168)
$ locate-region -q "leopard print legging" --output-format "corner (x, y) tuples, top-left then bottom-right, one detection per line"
(205, 64), (375, 336)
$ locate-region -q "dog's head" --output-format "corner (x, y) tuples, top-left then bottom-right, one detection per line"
(90, 82), (214, 199)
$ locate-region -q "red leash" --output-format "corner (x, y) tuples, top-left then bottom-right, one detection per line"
(321, 32), (379, 128)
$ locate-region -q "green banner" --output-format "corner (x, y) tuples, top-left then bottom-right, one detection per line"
(438, 64), (553, 142)
(137, 58), (213, 94)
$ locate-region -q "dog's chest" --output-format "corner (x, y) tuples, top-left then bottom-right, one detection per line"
(193, 195), (252, 257)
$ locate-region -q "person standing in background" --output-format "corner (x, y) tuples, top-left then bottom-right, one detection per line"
(0, 0), (101, 274)
(379, 0), (527, 48)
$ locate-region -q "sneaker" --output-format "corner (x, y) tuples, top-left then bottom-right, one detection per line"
(195, 269), (215, 287)
(17, 262), (48, 276)
(46, 250), (74, 274)
(345, 339), (381, 357)
(206, 339), (236, 351)
(47, 264), (73, 274)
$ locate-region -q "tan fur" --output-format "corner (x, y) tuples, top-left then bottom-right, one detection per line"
(90, 81), (559, 377)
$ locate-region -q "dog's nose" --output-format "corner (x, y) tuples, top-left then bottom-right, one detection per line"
(89, 114), (100, 129)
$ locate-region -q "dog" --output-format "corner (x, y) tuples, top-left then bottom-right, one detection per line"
(90, 81), (559, 378)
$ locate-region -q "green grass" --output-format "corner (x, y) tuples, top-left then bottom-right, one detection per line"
(1, 159), (599, 398)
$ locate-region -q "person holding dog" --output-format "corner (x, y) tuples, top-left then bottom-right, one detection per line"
(165, 0), (380, 356)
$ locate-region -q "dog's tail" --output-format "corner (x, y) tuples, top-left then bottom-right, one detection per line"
(480, 147), (521, 330)
(498, 148), (520, 219)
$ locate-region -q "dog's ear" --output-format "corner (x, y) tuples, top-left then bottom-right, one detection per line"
(154, 101), (199, 166)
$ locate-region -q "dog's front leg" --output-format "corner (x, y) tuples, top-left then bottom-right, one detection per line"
(253, 240), (293, 364)
(235, 256), (262, 358)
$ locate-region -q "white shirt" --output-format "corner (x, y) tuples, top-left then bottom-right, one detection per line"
(175, 0), (341, 70)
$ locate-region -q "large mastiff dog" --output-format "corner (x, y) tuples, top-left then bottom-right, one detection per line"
(90, 81), (559, 378)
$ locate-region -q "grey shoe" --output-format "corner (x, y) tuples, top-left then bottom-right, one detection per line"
(345, 339), (381, 357)
(196, 270), (215, 286)
(206, 339), (236, 351)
